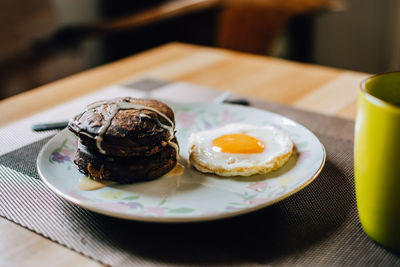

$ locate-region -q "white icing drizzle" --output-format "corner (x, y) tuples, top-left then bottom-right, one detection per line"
(74, 100), (109, 122)
(95, 104), (122, 154)
(77, 97), (179, 159)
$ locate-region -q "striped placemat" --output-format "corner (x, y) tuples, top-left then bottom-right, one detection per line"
(1, 79), (399, 266)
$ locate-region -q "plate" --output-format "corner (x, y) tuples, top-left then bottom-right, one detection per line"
(37, 103), (325, 222)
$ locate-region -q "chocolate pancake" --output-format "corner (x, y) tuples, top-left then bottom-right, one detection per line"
(74, 140), (178, 183)
(68, 97), (176, 157)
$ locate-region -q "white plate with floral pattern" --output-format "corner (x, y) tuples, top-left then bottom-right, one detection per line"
(37, 103), (325, 223)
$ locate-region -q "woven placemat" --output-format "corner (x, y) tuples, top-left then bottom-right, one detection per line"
(1, 83), (399, 266)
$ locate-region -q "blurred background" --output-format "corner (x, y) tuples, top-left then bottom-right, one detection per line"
(1, 0), (399, 100)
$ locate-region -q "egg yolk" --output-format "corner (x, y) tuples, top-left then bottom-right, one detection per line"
(212, 134), (265, 154)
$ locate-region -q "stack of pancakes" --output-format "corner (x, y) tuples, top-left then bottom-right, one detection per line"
(68, 97), (179, 183)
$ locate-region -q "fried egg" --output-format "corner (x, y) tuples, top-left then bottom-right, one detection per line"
(188, 123), (293, 176)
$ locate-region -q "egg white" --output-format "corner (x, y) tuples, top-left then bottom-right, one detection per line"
(188, 123), (293, 176)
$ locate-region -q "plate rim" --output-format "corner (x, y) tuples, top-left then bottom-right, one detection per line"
(36, 103), (326, 223)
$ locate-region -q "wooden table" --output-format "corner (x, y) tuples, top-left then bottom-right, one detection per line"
(0, 43), (369, 266)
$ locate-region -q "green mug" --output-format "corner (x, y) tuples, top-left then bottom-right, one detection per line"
(354, 72), (400, 251)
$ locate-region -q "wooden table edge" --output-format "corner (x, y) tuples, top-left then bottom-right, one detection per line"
(0, 42), (368, 127)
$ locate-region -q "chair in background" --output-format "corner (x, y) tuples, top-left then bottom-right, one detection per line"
(0, 0), (344, 99)
(217, 0), (345, 55)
